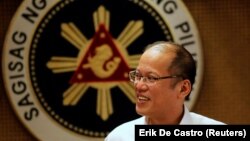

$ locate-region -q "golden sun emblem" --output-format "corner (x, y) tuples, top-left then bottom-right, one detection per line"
(46, 6), (144, 121)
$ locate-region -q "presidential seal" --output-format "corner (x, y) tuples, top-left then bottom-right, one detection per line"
(2, 0), (203, 140)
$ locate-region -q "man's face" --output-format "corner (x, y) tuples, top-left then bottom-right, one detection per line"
(134, 48), (181, 118)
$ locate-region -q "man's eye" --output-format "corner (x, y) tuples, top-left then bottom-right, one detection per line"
(147, 76), (157, 81)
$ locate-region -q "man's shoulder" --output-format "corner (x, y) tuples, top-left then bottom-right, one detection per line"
(104, 116), (145, 141)
(112, 116), (145, 131)
(189, 112), (226, 125)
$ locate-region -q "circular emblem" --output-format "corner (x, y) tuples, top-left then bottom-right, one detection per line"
(2, 0), (203, 140)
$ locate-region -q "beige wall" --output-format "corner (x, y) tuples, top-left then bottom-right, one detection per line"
(0, 0), (249, 140)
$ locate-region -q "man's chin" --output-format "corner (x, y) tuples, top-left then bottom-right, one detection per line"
(135, 106), (146, 116)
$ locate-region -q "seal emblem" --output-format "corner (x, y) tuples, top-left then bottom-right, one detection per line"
(2, 0), (203, 140)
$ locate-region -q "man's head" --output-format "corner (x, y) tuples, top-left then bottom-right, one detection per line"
(144, 41), (196, 87)
(133, 41), (196, 120)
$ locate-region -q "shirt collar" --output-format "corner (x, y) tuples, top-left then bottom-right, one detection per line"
(143, 105), (193, 125)
(179, 104), (193, 124)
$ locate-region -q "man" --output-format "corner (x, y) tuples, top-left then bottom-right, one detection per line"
(105, 41), (225, 141)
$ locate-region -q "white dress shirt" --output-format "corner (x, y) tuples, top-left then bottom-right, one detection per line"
(105, 105), (225, 141)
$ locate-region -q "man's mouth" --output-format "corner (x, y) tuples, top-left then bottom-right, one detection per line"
(137, 95), (150, 102)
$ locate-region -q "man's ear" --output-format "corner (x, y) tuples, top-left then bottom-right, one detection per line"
(178, 79), (191, 98)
